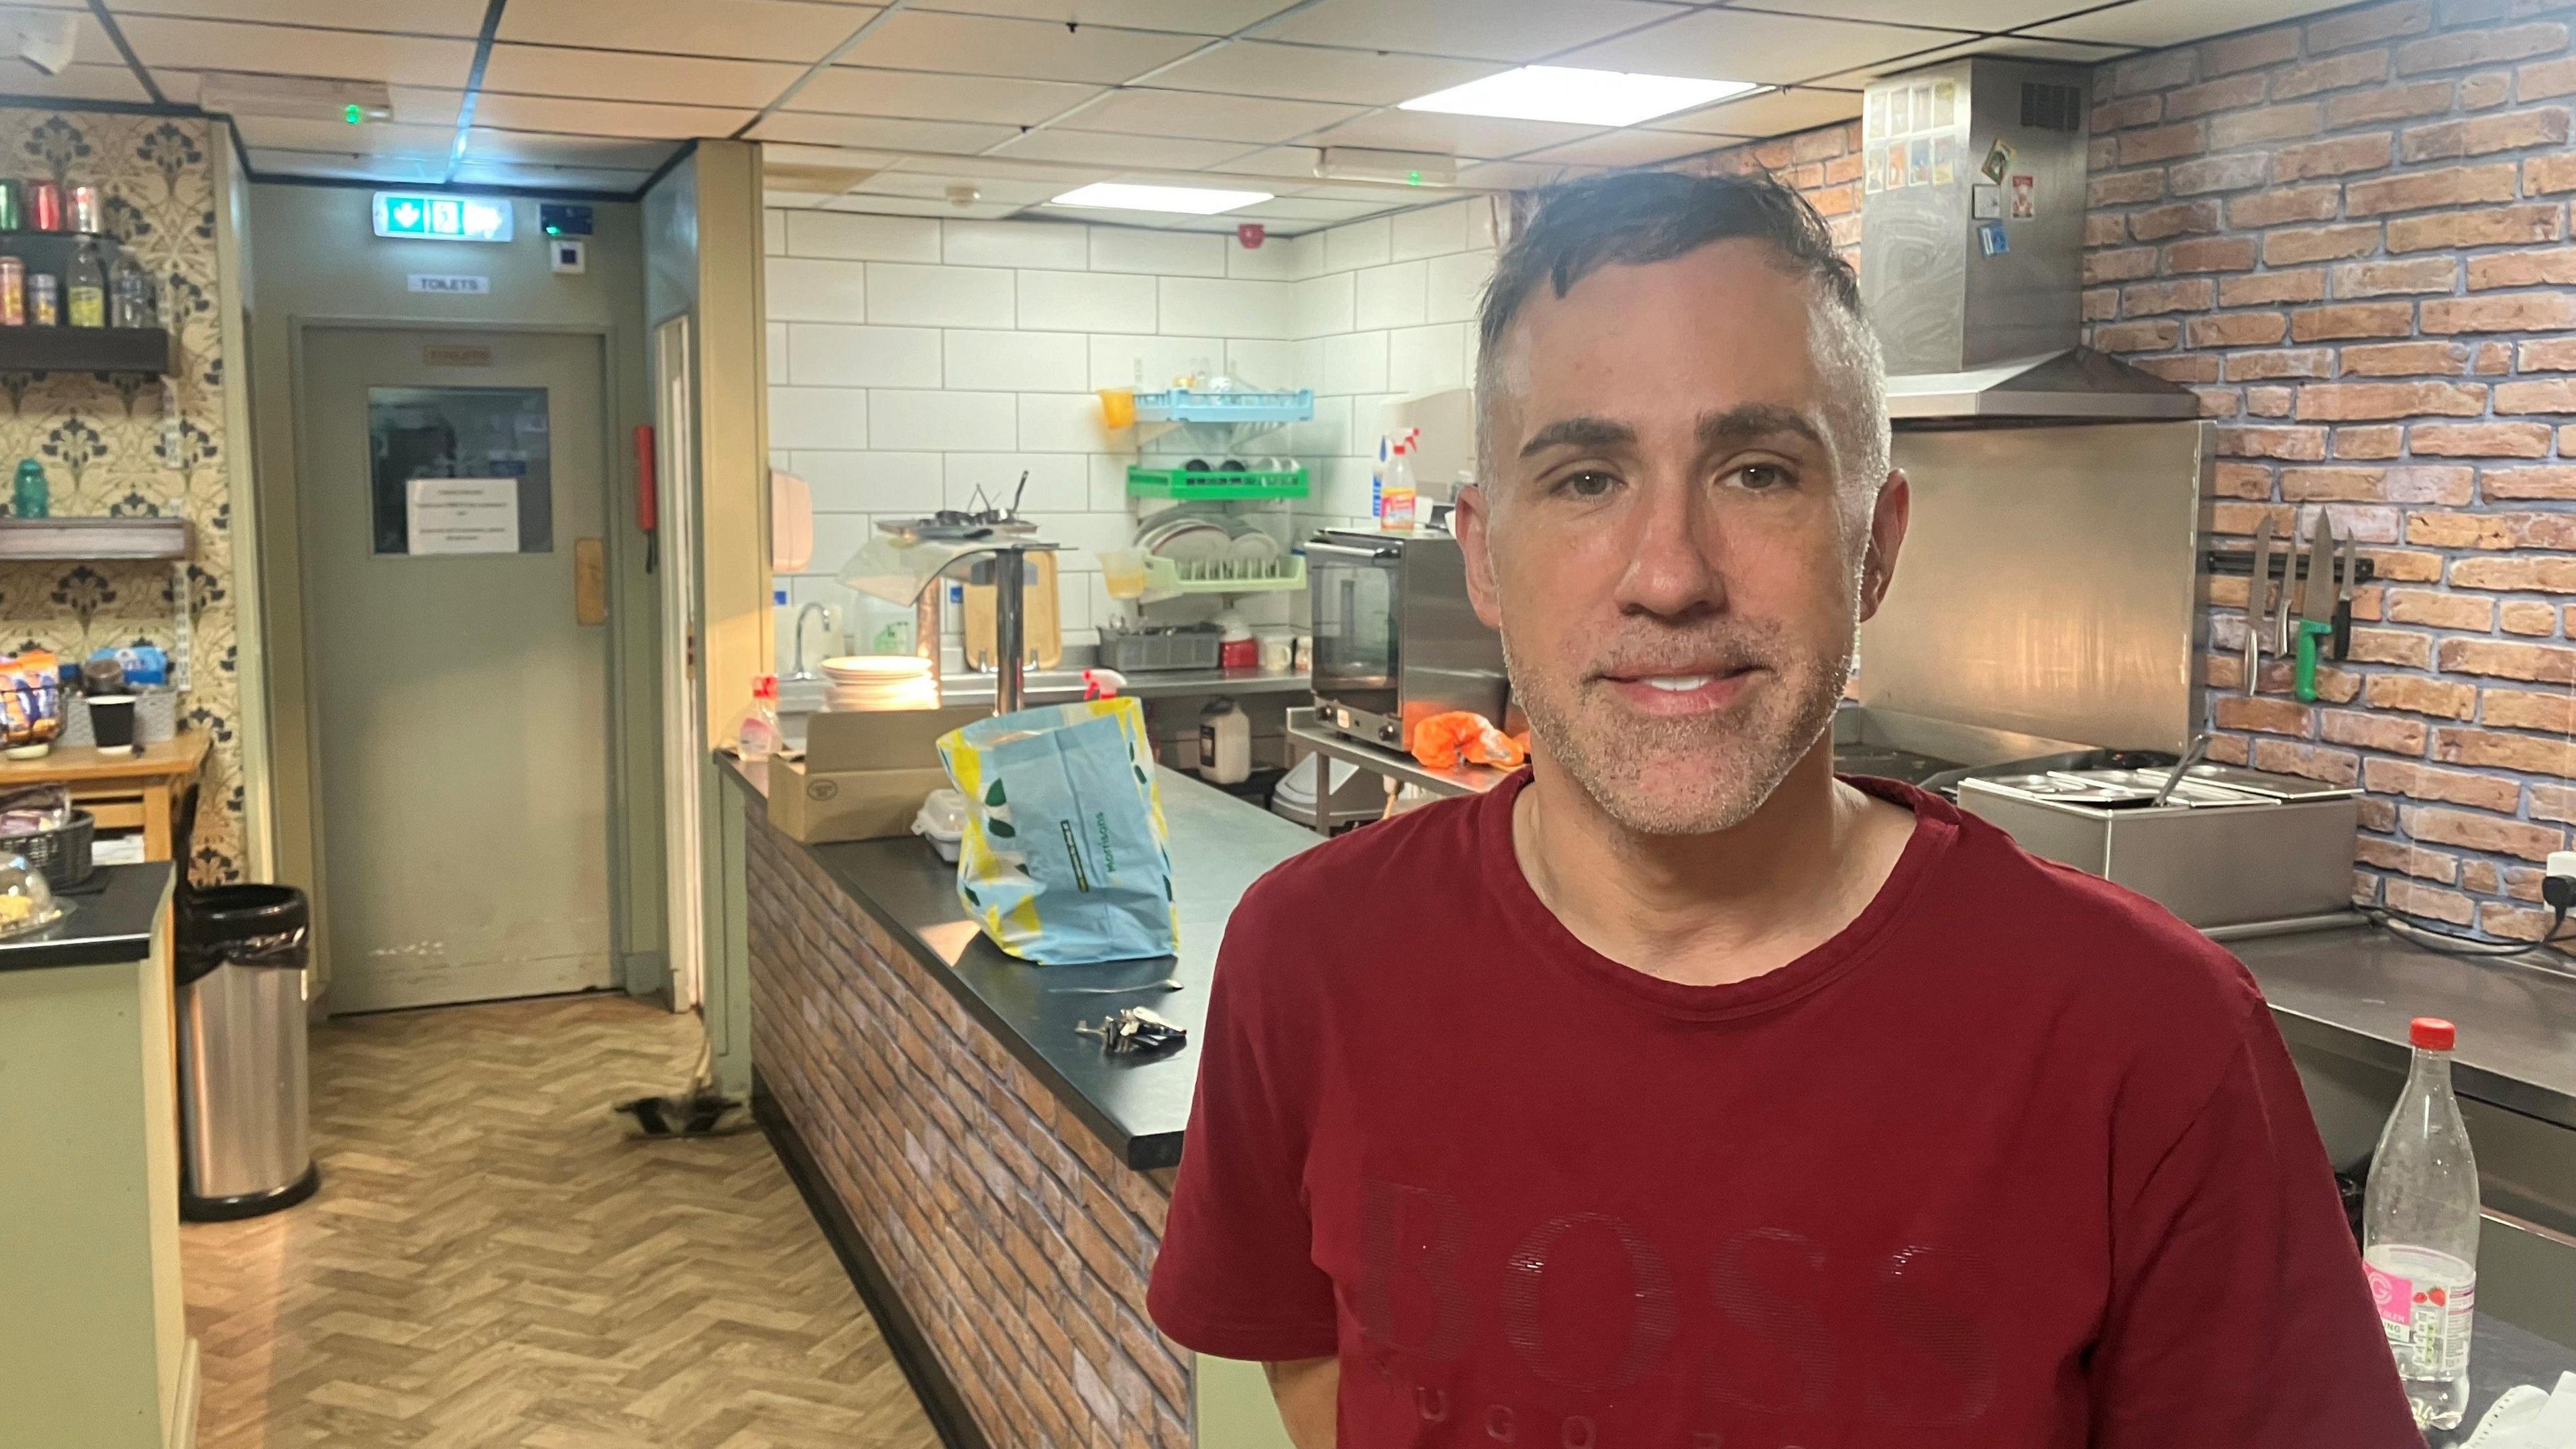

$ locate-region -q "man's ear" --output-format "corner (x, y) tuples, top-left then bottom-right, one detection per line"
(1454, 482), (1506, 631)
(1858, 469), (1909, 623)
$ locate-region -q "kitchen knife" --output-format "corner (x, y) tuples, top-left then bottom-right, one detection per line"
(2295, 513), (2339, 702)
(2246, 517), (2273, 694)
(2333, 529), (2357, 662)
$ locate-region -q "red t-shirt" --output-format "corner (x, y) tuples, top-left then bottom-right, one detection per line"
(1148, 772), (2418, 1448)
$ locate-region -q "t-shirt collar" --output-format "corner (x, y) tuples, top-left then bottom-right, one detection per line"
(1477, 768), (1962, 1022)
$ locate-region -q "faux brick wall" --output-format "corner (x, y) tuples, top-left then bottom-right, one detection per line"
(745, 812), (1191, 1449)
(1697, 0), (2576, 941)
(2082, 0), (2576, 940)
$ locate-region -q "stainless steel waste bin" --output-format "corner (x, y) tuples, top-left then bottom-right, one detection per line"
(176, 883), (319, 1220)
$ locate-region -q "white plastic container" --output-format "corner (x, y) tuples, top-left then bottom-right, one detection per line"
(912, 788), (967, 862)
(2365, 1016), (2480, 1433)
(1197, 698), (1250, 785)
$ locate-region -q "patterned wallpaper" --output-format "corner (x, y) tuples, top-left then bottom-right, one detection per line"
(0, 109), (239, 881)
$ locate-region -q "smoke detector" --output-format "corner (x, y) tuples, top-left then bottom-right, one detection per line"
(945, 183), (981, 208)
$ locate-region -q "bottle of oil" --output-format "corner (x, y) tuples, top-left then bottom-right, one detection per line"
(65, 238), (105, 327)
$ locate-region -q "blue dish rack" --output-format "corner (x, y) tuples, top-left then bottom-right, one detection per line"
(1130, 388), (1314, 423)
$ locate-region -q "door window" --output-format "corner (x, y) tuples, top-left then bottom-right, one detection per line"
(367, 387), (554, 555)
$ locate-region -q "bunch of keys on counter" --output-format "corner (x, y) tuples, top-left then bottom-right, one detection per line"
(2244, 511), (2358, 704)
(1076, 1006), (1188, 1057)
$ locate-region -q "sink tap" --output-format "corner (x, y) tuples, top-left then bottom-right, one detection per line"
(788, 602), (833, 681)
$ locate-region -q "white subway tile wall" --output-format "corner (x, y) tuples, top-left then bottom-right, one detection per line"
(765, 203), (1500, 674)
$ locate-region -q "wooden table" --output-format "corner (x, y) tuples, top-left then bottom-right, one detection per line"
(0, 734), (209, 863)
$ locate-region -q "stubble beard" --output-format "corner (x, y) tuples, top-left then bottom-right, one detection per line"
(1503, 619), (1856, 837)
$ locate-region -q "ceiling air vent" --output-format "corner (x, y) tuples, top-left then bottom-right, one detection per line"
(2020, 81), (2083, 132)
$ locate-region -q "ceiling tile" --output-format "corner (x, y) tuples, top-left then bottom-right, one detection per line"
(1309, 109), (1605, 160)
(1233, 196), (1389, 221)
(472, 93), (755, 140)
(498, 0), (879, 64)
(1454, 158), (1599, 189)
(912, 0), (1292, 34)
(991, 127), (1254, 168)
(0, 62), (150, 105)
(1287, 180), (1468, 202)
(246, 146), (445, 183)
(1259, 0), (1685, 65)
(119, 16), (476, 87)
(849, 170), (1069, 203)
(790, 66), (1100, 125)
(1648, 85), (1862, 136)
(468, 129), (681, 169)
(114, 0), (492, 33)
(2026, 0), (2356, 47)
(824, 193), (1024, 217)
(1147, 41), (1505, 105)
(747, 112), (1022, 152)
(481, 46), (804, 108)
(1520, 127), (1731, 166)
(384, 85), (466, 127)
(1562, 9), (1960, 86)
(1725, 0), (2072, 30)
(231, 116), (455, 155)
(837, 11), (1205, 83)
(1222, 145), (1325, 179)
(447, 160), (655, 191)
(885, 152), (1108, 182)
(1057, 87), (1360, 146)
(1803, 34), (2129, 85)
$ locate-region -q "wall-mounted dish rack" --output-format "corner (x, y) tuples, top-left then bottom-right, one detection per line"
(1142, 553), (1305, 596)
(1130, 388), (1313, 423)
(1126, 465), (1309, 500)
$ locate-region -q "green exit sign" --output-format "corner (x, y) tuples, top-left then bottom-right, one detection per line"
(372, 192), (513, 242)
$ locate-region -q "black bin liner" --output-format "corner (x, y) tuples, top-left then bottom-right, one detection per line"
(176, 883), (309, 987)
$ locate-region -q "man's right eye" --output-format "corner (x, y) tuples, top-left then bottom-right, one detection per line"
(1560, 470), (1617, 498)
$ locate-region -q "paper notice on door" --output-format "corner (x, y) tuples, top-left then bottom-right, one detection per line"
(407, 476), (521, 555)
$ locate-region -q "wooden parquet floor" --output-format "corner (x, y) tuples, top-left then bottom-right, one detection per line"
(181, 994), (941, 1449)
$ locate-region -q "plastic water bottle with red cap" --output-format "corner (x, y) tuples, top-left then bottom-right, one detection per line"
(2363, 1016), (2480, 1432)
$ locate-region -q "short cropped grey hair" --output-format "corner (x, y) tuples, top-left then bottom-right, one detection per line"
(1474, 169), (1890, 503)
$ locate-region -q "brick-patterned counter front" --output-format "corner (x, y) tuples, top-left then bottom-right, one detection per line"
(747, 808), (1195, 1449)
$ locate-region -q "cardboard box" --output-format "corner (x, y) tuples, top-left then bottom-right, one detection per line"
(766, 705), (987, 845)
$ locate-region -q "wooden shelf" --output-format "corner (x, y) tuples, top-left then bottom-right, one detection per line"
(0, 325), (174, 374)
(0, 233), (175, 374)
(0, 517), (190, 561)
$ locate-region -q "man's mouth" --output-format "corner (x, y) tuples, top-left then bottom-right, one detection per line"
(1595, 663), (1761, 714)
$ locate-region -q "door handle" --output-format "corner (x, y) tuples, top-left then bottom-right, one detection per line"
(574, 537), (608, 625)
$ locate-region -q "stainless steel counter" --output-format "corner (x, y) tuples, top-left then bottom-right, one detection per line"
(941, 665), (1309, 706)
(2234, 926), (2576, 1135)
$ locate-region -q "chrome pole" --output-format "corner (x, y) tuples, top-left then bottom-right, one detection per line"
(994, 547), (1026, 716)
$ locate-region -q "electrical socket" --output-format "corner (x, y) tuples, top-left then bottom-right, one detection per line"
(2552, 851), (2576, 881)
(2547, 851), (2576, 914)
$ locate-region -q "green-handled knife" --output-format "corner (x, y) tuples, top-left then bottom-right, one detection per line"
(2295, 513), (2339, 702)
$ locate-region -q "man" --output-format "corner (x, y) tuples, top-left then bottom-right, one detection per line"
(1146, 170), (2416, 1448)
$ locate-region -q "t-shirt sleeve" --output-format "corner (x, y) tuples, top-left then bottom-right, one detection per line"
(1146, 889), (1340, 1361)
(2090, 995), (2422, 1448)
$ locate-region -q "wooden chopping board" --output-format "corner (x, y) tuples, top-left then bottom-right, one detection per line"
(963, 549), (1062, 669)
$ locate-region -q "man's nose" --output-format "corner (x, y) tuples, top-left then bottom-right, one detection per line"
(1613, 476), (1725, 620)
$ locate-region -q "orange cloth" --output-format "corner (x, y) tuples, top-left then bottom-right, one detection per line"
(1409, 711), (1527, 771)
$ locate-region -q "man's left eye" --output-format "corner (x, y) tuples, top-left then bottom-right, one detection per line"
(1734, 463), (1790, 491)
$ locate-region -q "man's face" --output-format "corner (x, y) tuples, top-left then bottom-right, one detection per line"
(1458, 239), (1907, 836)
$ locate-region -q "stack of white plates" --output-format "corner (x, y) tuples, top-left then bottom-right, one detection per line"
(820, 655), (938, 712)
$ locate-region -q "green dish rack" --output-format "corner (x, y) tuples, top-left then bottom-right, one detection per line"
(1126, 465), (1309, 500)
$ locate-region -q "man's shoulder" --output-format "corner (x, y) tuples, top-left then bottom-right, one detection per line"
(1943, 802), (2269, 1035)
(1224, 789), (1491, 951)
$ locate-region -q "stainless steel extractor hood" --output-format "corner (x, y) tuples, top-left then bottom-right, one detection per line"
(1860, 58), (2196, 424)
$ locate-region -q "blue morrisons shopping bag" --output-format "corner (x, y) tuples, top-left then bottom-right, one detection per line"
(935, 696), (1177, 965)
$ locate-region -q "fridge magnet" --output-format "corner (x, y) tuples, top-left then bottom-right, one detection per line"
(2010, 174), (2036, 218)
(1909, 138), (1931, 187)
(1911, 83), (1933, 131)
(1886, 142), (1909, 186)
(1932, 136), (1957, 186)
(1978, 221), (2010, 257)
(1934, 79), (1957, 129)
(1864, 146), (1885, 194)
(1980, 138), (2016, 185)
(1866, 90), (1885, 142)
(1972, 184), (2004, 219)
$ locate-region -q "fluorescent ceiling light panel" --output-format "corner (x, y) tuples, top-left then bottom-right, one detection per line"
(1047, 182), (1272, 215)
(1400, 66), (1759, 127)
